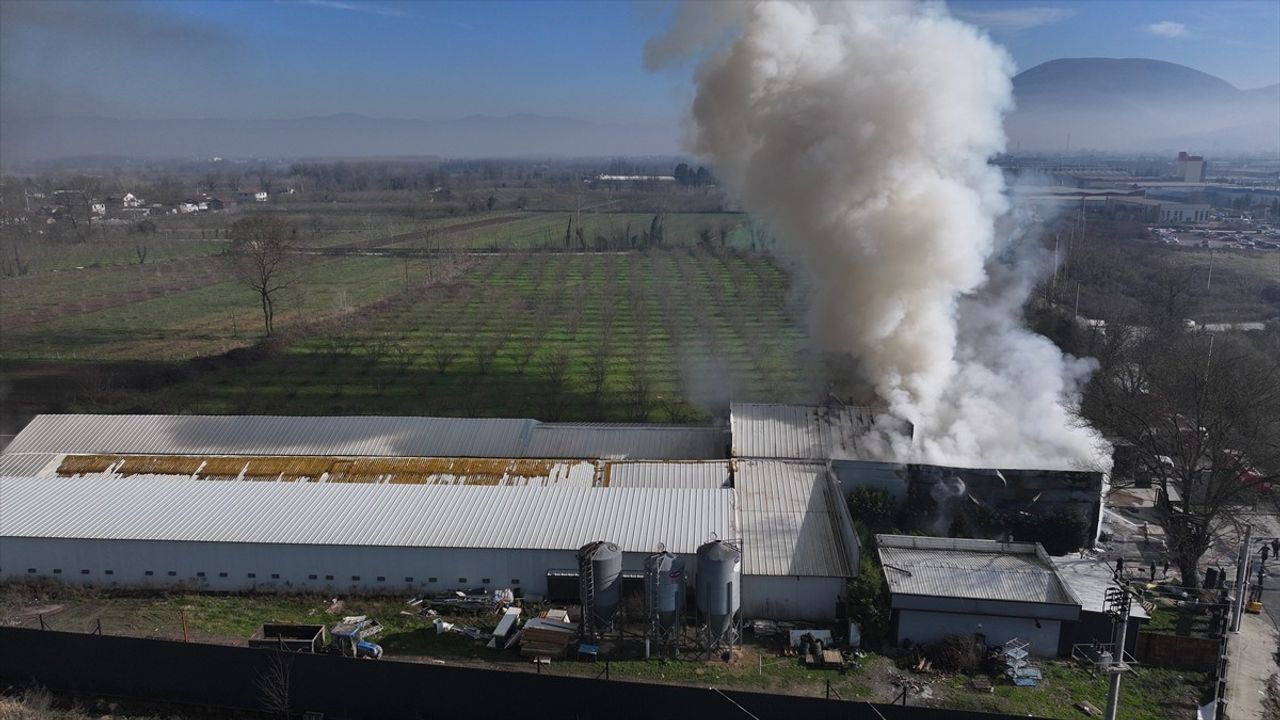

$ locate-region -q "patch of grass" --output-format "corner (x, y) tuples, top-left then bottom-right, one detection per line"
(935, 661), (1207, 720)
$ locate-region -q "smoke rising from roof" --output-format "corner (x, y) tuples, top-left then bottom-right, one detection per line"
(652, 1), (1107, 469)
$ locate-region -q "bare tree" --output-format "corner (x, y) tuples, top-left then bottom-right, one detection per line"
(1083, 325), (1280, 587)
(429, 329), (460, 375)
(227, 215), (300, 335)
(255, 651), (293, 719)
(627, 364), (654, 421)
(542, 345), (573, 419)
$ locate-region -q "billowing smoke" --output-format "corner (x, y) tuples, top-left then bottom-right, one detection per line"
(650, 1), (1108, 469)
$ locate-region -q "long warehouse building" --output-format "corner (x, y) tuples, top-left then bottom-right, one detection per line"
(0, 413), (860, 621)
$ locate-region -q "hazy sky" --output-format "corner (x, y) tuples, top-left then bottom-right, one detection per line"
(2, 0), (1277, 124)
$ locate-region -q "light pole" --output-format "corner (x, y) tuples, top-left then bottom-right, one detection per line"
(1231, 523), (1252, 633)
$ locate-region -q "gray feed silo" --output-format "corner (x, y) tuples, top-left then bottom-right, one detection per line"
(695, 539), (741, 651)
(644, 551), (686, 645)
(578, 540), (623, 636)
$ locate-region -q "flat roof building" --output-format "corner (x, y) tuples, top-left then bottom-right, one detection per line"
(877, 535), (1083, 656)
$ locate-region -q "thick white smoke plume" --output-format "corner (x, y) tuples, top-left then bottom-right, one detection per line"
(651, 1), (1107, 469)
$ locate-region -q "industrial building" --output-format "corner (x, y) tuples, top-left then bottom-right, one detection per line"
(877, 535), (1083, 657)
(0, 405), (1105, 626)
(0, 410), (857, 622)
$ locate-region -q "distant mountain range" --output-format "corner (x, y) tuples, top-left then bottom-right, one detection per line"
(1, 58), (1275, 163)
(0, 112), (680, 164)
(1007, 58), (1280, 154)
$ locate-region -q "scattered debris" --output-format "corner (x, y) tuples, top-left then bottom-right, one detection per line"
(1002, 638), (1041, 687)
(487, 607), (522, 649)
(970, 675), (993, 693)
(1075, 700), (1101, 716)
(516, 608), (577, 658)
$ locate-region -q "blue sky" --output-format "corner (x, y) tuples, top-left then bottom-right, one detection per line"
(1, 0), (1276, 123)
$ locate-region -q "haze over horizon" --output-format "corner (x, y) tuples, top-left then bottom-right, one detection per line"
(2, 0), (1278, 160)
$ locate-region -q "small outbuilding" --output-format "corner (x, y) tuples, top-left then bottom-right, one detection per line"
(877, 535), (1083, 657)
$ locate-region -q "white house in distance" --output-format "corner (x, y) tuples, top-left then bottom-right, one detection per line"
(121, 193), (143, 208)
(89, 200), (107, 216)
(237, 189), (269, 203)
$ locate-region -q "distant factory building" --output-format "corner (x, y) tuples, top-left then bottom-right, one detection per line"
(1176, 151), (1206, 183)
(877, 535), (1083, 657)
(1106, 196), (1210, 224)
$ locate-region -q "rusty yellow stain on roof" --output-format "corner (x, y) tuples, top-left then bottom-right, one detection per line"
(56, 454), (600, 486)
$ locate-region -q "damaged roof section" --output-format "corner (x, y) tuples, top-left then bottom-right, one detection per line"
(730, 403), (876, 460)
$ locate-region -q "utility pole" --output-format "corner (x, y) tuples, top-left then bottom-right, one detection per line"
(1232, 524), (1252, 633)
(1103, 585), (1133, 720)
(1074, 282), (1082, 319)
(1207, 251), (1215, 290)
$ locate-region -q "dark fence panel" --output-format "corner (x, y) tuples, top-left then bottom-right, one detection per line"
(1135, 631), (1221, 672)
(0, 628), (1040, 720)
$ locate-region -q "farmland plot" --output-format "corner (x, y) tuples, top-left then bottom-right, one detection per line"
(161, 248), (822, 421)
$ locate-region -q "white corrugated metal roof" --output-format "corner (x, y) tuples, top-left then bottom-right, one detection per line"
(0, 476), (733, 555)
(607, 461), (730, 488)
(526, 423), (726, 460)
(1050, 556), (1149, 619)
(877, 535), (1080, 606)
(735, 460), (857, 578)
(0, 452), (61, 477)
(3, 415), (728, 463)
(4, 415), (536, 459)
(730, 403), (874, 460)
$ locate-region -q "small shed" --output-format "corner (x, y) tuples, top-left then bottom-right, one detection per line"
(877, 535), (1083, 657)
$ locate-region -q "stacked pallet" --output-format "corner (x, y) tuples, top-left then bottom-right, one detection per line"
(517, 609), (577, 659)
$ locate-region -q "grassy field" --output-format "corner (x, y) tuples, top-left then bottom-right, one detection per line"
(0, 583), (1209, 716)
(0, 226), (819, 430)
(381, 211), (754, 251)
(1, 254), (430, 362)
(156, 248), (819, 421)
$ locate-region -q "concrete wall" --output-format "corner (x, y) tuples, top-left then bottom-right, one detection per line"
(742, 575), (845, 621)
(895, 609), (1062, 657)
(0, 537), (697, 600)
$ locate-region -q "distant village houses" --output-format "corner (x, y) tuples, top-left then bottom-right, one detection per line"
(237, 189), (269, 203)
(121, 192), (143, 208)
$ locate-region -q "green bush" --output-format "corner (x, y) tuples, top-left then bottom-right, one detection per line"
(847, 554), (890, 648)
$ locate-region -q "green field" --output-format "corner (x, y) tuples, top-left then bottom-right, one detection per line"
(1, 254), (428, 362)
(158, 248), (819, 421)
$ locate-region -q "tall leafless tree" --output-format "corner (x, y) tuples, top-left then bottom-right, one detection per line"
(1082, 325), (1280, 587)
(228, 216), (300, 336)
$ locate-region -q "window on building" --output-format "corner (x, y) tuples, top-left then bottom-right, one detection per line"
(511, 579), (520, 585)
(197, 572), (206, 578)
(376, 576), (385, 582)
(481, 578), (491, 584)
(458, 577), (467, 584)
(27, 569), (37, 574)
(167, 571), (177, 576)
(351, 575), (360, 581)
(404, 576), (413, 583)
(247, 573), (256, 579)
(325, 575), (334, 581)
(145, 570), (154, 576)
(81, 569), (90, 575)
(219, 572), (228, 578)
(105, 570), (114, 576)
(308, 574), (318, 580)
(271, 574), (280, 579)
(53, 569), (62, 574)
(428, 577), (437, 583)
